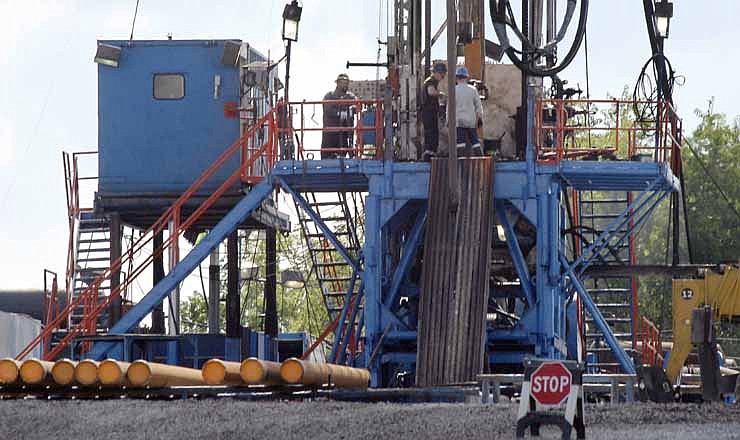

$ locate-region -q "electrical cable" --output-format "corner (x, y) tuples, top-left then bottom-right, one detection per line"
(129, 0), (141, 40)
(683, 137), (740, 224)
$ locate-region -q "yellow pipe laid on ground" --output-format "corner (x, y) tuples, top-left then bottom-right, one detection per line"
(127, 360), (206, 388)
(201, 359), (243, 385)
(98, 359), (131, 386)
(51, 359), (78, 386)
(240, 358), (283, 385)
(19, 359), (55, 385)
(0, 358), (21, 385)
(75, 360), (99, 386)
(280, 358), (370, 388)
(327, 364), (371, 388)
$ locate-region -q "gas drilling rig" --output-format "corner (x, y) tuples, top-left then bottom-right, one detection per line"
(14, 0), (723, 395)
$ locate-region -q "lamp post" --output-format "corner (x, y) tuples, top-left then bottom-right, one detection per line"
(281, 1), (302, 159)
(654, 0), (673, 39)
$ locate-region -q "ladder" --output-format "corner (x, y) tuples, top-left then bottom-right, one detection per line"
(295, 192), (364, 361)
(577, 191), (638, 372)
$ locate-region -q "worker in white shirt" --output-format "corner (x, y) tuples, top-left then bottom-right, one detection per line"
(454, 66), (483, 156)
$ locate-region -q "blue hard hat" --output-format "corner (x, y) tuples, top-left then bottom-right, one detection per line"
(455, 66), (470, 78)
(432, 62), (447, 73)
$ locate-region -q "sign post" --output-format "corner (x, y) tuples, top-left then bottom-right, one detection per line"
(516, 358), (585, 439)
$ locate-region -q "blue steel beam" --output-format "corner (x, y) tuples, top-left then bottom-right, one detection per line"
(385, 206), (427, 311)
(278, 177), (359, 272)
(86, 179), (276, 360)
(567, 178), (662, 272)
(559, 253), (636, 374)
(329, 272), (359, 363)
(495, 202), (536, 307)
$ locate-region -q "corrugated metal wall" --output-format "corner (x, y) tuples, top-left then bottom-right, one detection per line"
(0, 311), (41, 359)
(416, 158), (495, 386)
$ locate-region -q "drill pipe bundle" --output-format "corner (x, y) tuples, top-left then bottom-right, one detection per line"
(126, 360), (206, 388)
(280, 358), (369, 388)
(75, 360), (99, 386)
(51, 359), (77, 386)
(97, 359), (131, 386)
(240, 358), (283, 385)
(0, 358), (21, 385)
(201, 359), (243, 385)
(19, 359), (55, 385)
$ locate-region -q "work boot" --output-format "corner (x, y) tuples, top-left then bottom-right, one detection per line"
(472, 144), (483, 157)
(422, 149), (436, 162)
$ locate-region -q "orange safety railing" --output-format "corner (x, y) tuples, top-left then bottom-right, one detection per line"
(641, 315), (664, 367)
(284, 99), (384, 160)
(17, 108), (280, 361)
(535, 99), (682, 173)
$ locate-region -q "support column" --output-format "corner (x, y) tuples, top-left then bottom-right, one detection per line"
(226, 230), (240, 338)
(264, 228), (278, 338)
(208, 245), (220, 334)
(108, 213), (122, 327)
(151, 231), (166, 334)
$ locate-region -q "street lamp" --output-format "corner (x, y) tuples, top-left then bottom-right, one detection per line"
(282, 1), (303, 42)
(281, 269), (305, 289)
(654, 0), (673, 39)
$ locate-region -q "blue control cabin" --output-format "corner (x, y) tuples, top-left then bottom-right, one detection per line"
(94, 39), (288, 231)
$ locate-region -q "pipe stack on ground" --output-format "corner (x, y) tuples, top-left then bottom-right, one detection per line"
(0, 358), (21, 385)
(75, 360), (99, 386)
(201, 359), (242, 385)
(280, 358), (369, 388)
(19, 359), (55, 385)
(127, 360), (205, 387)
(240, 358), (283, 385)
(51, 359), (77, 386)
(98, 359), (131, 386)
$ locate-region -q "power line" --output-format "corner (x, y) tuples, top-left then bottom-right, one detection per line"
(683, 137), (740, 224)
(130, 0), (141, 40)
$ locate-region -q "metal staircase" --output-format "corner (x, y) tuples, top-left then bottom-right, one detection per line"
(69, 212), (112, 330)
(577, 191), (638, 371)
(295, 192), (364, 361)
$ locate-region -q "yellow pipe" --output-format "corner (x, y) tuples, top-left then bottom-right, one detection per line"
(280, 358), (330, 386)
(51, 359), (78, 386)
(327, 364), (370, 389)
(240, 358), (283, 385)
(201, 359), (243, 385)
(98, 359), (131, 387)
(75, 360), (99, 386)
(0, 358), (21, 385)
(127, 360), (206, 388)
(19, 358), (54, 385)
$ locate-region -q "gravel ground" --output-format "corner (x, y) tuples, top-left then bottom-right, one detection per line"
(0, 399), (738, 439)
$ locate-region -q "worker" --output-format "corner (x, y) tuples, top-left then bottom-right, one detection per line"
(421, 62), (447, 161)
(321, 73), (357, 159)
(454, 66), (483, 157)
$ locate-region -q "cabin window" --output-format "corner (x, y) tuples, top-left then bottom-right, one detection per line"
(153, 74), (185, 100)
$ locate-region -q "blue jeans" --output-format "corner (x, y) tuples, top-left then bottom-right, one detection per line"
(456, 127), (480, 147)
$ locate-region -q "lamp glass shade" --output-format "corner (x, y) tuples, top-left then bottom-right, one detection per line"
(281, 270), (305, 289)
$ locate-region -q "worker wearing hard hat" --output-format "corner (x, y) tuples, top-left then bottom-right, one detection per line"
(421, 62), (447, 161)
(321, 73), (357, 159)
(454, 66), (483, 156)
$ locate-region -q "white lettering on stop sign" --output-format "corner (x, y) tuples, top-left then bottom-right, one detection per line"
(529, 362), (572, 406)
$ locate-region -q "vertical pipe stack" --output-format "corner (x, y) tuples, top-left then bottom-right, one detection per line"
(416, 158), (495, 387)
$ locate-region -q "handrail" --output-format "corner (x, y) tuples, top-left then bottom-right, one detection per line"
(640, 315), (664, 367)
(534, 99), (682, 171)
(17, 108), (279, 361)
(284, 99), (384, 160)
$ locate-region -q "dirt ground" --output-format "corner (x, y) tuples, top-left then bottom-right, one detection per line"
(0, 399), (738, 439)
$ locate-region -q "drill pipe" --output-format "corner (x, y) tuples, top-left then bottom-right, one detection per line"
(240, 358), (283, 385)
(75, 360), (99, 386)
(280, 358), (370, 388)
(98, 359), (131, 386)
(51, 359), (78, 386)
(0, 358), (21, 384)
(201, 359), (243, 385)
(127, 360), (206, 388)
(19, 358), (55, 385)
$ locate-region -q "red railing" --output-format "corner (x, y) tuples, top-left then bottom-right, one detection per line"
(17, 108), (280, 361)
(285, 99), (384, 160)
(41, 270), (60, 357)
(641, 316), (664, 367)
(535, 99), (682, 172)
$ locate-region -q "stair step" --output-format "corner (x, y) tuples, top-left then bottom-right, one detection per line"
(76, 257), (112, 263)
(315, 262), (349, 268)
(585, 317), (633, 324)
(588, 288), (631, 294)
(79, 227), (110, 233)
(319, 276), (353, 283)
(78, 238), (111, 244)
(594, 303), (632, 309)
(302, 216), (349, 223)
(579, 199), (629, 204)
(586, 333), (633, 339)
(306, 232), (351, 239)
(580, 214), (628, 220)
(307, 202), (344, 208)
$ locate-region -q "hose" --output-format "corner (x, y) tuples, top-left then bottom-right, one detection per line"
(490, 0), (589, 77)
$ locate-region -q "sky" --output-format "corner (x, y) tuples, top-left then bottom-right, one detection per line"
(0, 0), (738, 292)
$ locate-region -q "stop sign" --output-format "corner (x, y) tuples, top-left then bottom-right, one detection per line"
(530, 362), (572, 406)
